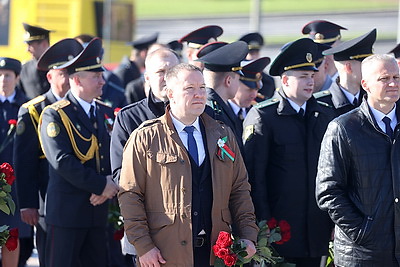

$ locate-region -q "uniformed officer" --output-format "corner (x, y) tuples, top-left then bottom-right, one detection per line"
(19, 23), (53, 100)
(243, 38), (335, 267)
(196, 41), (248, 149)
(239, 32), (276, 100)
(74, 34), (127, 109)
(38, 38), (119, 267)
(113, 32), (159, 88)
(228, 56), (271, 134)
(312, 43), (333, 92)
(179, 25), (223, 69)
(316, 29), (376, 117)
(302, 20), (348, 82)
(14, 38), (83, 267)
(0, 57), (30, 267)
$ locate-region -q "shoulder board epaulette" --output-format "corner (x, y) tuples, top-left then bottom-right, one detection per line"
(317, 101), (332, 108)
(255, 98), (279, 109)
(94, 98), (111, 107)
(22, 95), (46, 108)
(313, 90), (331, 99)
(49, 99), (70, 110)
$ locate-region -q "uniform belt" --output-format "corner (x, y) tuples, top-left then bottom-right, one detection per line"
(194, 236), (206, 248)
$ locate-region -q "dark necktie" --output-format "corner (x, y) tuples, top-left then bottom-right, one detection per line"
(298, 108), (305, 117)
(89, 105), (97, 130)
(1, 100), (10, 121)
(353, 97), (358, 106)
(382, 116), (394, 140)
(237, 108), (244, 121)
(184, 126), (198, 165)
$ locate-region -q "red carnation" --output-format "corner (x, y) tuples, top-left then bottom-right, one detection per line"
(215, 246), (230, 259)
(114, 107), (121, 116)
(267, 217), (278, 229)
(223, 253), (237, 267)
(8, 119), (17, 126)
(0, 163), (15, 185)
(278, 220), (290, 233)
(5, 228), (18, 251)
(113, 228), (124, 241)
(216, 231), (233, 248)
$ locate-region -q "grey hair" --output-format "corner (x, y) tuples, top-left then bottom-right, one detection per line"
(362, 54), (398, 75)
(165, 63), (202, 84)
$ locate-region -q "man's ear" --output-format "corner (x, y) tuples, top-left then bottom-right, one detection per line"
(281, 74), (289, 87)
(224, 73), (232, 87)
(361, 78), (369, 93)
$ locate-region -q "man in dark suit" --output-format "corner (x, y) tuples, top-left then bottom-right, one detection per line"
(114, 33), (158, 88)
(39, 38), (119, 267)
(243, 38), (335, 267)
(239, 32), (276, 100)
(316, 29), (376, 117)
(14, 38), (83, 267)
(197, 41), (248, 149)
(19, 23), (52, 99)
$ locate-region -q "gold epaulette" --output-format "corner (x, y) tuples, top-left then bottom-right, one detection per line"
(313, 90), (331, 99)
(255, 98), (279, 109)
(49, 99), (70, 110)
(22, 95), (46, 109)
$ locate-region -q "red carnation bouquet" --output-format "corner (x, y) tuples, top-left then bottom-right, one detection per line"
(0, 163), (18, 250)
(213, 218), (291, 267)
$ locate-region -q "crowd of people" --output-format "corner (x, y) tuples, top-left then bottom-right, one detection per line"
(1, 19), (400, 267)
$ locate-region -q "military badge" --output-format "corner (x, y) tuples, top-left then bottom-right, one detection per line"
(306, 53), (313, 63)
(244, 125), (254, 141)
(16, 121), (25, 135)
(104, 114), (114, 135)
(47, 122), (60, 138)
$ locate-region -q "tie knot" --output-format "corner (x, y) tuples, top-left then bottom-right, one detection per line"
(383, 116), (391, 124)
(353, 97), (358, 106)
(184, 126), (195, 134)
(298, 108), (305, 116)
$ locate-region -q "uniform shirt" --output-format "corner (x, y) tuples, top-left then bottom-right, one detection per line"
(286, 98), (306, 114)
(228, 100), (248, 119)
(341, 88), (360, 105)
(170, 112), (205, 165)
(0, 90), (16, 103)
(369, 104), (397, 132)
(71, 90), (96, 117)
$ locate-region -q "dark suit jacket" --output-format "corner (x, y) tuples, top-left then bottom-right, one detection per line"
(39, 91), (114, 228)
(15, 90), (57, 209)
(113, 56), (141, 88)
(18, 59), (50, 100)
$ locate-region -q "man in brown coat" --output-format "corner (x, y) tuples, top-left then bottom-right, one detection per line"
(118, 63), (258, 266)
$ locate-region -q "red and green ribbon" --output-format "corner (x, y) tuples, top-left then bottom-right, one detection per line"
(217, 136), (235, 162)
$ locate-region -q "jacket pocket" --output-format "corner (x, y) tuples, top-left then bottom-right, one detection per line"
(354, 215), (373, 244)
(147, 151), (178, 165)
(147, 212), (176, 233)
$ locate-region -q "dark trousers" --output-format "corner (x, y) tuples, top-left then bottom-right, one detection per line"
(36, 222), (47, 267)
(194, 238), (211, 267)
(45, 224), (106, 267)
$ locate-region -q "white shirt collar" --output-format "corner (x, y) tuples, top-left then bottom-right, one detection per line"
(51, 88), (63, 101)
(228, 100), (241, 115)
(341, 87), (360, 104)
(0, 90), (16, 103)
(170, 112), (201, 133)
(71, 90), (95, 116)
(369, 103), (397, 124)
(287, 98), (306, 113)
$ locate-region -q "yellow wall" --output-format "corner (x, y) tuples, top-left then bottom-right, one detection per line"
(0, 0), (134, 63)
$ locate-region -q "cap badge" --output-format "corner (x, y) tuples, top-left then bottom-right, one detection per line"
(256, 73), (262, 79)
(96, 57), (101, 63)
(315, 33), (324, 41)
(68, 55), (74, 61)
(0, 60), (5, 67)
(306, 53), (313, 63)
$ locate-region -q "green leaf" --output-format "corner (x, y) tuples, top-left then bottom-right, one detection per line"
(214, 258), (225, 267)
(258, 237), (268, 247)
(0, 191), (6, 197)
(269, 232), (282, 243)
(0, 203), (10, 215)
(3, 184), (11, 192)
(5, 196), (15, 215)
(0, 225), (9, 232)
(259, 246), (273, 258)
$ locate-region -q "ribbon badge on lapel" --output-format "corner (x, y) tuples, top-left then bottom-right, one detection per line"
(217, 136), (235, 162)
(104, 114), (114, 134)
